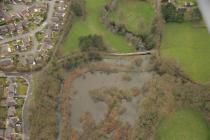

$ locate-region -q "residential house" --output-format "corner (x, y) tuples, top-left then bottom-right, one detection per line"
(23, 0), (32, 4)
(19, 55), (27, 66)
(20, 9), (30, 19)
(16, 23), (24, 34)
(6, 97), (16, 107)
(0, 129), (5, 139)
(7, 84), (16, 97)
(5, 126), (14, 140)
(26, 55), (36, 65)
(49, 23), (60, 31)
(0, 44), (12, 57)
(8, 106), (16, 117)
(0, 58), (13, 67)
(6, 77), (16, 85)
(8, 117), (19, 128)
(22, 37), (31, 50)
(22, 20), (30, 29)
(51, 16), (60, 23)
(28, 5), (37, 13)
(34, 16), (43, 25)
(0, 26), (8, 35)
(7, 23), (16, 34)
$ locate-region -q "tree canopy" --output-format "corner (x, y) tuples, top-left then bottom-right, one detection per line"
(79, 35), (106, 52)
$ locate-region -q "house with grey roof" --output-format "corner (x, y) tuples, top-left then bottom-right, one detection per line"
(7, 24), (16, 33)
(7, 84), (16, 97)
(26, 55), (36, 65)
(0, 58), (13, 67)
(5, 126), (14, 140)
(16, 23), (24, 34)
(22, 20), (30, 29)
(8, 117), (19, 128)
(0, 44), (12, 57)
(8, 106), (16, 117)
(0, 26), (8, 35)
(6, 97), (16, 107)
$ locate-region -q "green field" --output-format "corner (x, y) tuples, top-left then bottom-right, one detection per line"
(63, 0), (135, 53)
(161, 22), (210, 83)
(108, 0), (155, 34)
(157, 108), (210, 140)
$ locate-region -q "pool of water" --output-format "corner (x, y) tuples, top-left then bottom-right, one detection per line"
(70, 71), (153, 132)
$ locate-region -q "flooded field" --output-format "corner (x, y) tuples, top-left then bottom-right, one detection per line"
(70, 70), (153, 132)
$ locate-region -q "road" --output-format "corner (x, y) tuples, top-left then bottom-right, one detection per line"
(106, 50), (153, 56)
(21, 74), (33, 140)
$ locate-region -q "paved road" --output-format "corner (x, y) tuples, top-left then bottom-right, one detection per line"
(107, 50), (153, 56)
(22, 74), (33, 140)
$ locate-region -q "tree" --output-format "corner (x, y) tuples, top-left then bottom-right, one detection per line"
(192, 8), (202, 22)
(79, 35), (106, 52)
(161, 3), (176, 22)
(161, 3), (184, 22)
(144, 35), (155, 50)
(71, 2), (83, 17)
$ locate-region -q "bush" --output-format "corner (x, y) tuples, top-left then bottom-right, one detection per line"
(191, 8), (202, 22)
(71, 2), (83, 17)
(79, 34), (106, 52)
(144, 35), (156, 50)
(161, 3), (184, 22)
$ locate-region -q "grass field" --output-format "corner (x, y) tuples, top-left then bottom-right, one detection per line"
(108, 0), (155, 34)
(161, 22), (210, 83)
(62, 0), (135, 53)
(157, 108), (210, 140)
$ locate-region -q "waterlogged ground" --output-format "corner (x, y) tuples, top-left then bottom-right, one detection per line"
(70, 70), (152, 132)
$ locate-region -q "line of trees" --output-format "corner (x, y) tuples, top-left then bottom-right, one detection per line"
(161, 2), (202, 23)
(161, 3), (184, 22)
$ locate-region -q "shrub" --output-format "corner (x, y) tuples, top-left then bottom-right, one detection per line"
(71, 2), (83, 17)
(161, 3), (184, 22)
(79, 34), (106, 52)
(143, 35), (156, 50)
(191, 8), (202, 22)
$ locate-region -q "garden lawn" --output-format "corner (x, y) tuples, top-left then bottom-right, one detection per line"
(161, 22), (210, 83)
(157, 108), (210, 140)
(63, 0), (135, 53)
(16, 78), (28, 95)
(108, 0), (155, 34)
(176, 0), (196, 6)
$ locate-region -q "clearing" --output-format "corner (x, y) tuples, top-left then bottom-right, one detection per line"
(157, 108), (210, 140)
(62, 0), (135, 53)
(108, 0), (155, 34)
(161, 22), (210, 83)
